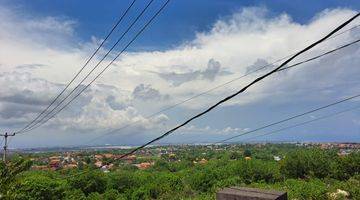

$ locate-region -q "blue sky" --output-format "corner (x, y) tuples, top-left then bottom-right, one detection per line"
(3, 0), (359, 49)
(0, 0), (360, 148)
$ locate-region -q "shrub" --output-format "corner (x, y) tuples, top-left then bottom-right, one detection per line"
(68, 170), (107, 195)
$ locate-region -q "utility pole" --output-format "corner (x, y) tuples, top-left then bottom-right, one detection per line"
(1, 132), (15, 163)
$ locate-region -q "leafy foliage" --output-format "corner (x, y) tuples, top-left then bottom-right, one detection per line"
(1, 145), (359, 199)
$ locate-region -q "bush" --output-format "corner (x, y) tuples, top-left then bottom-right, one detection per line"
(332, 152), (360, 180)
(11, 174), (68, 200)
(131, 187), (150, 200)
(103, 189), (122, 200)
(229, 159), (281, 184)
(280, 149), (332, 179)
(339, 175), (360, 200)
(188, 168), (221, 193)
(63, 189), (86, 200)
(283, 179), (329, 200)
(107, 171), (136, 193)
(68, 170), (107, 195)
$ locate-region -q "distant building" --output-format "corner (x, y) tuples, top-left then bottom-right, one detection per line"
(273, 156), (281, 161)
(338, 150), (350, 157)
(49, 159), (61, 170)
(121, 155), (136, 163)
(49, 156), (61, 160)
(95, 161), (103, 168)
(134, 162), (153, 170)
(101, 165), (110, 173)
(103, 153), (114, 158)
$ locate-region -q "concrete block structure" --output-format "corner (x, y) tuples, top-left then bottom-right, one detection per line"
(217, 187), (287, 200)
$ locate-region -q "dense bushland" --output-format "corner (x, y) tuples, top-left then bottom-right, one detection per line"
(0, 145), (359, 199)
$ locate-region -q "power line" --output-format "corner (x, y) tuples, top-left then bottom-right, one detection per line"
(217, 93), (360, 143)
(117, 12), (360, 159)
(16, 18), (360, 135)
(238, 105), (360, 143)
(17, 13), (359, 134)
(81, 30), (360, 146)
(18, 0), (170, 134)
(54, 99), (360, 180)
(279, 39), (360, 72)
(18, 0), (156, 133)
(63, 104), (360, 180)
(16, 0), (138, 134)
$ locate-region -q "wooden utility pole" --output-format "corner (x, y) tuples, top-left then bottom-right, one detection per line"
(1, 132), (15, 163)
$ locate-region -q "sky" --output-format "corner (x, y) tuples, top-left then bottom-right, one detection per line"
(0, 0), (360, 148)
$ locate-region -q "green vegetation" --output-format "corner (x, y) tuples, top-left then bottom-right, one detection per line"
(0, 144), (359, 199)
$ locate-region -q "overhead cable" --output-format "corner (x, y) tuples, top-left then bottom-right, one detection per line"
(18, 0), (170, 134)
(16, 0), (138, 133)
(218, 93), (360, 143)
(117, 12), (360, 159)
(238, 105), (360, 143)
(83, 37), (360, 145)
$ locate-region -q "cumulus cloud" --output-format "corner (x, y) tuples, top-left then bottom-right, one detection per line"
(108, 7), (360, 110)
(0, 70), (168, 133)
(180, 125), (249, 136)
(1, 3), (360, 146)
(132, 83), (169, 101)
(245, 59), (274, 74)
(182, 125), (211, 132)
(219, 126), (250, 134)
(0, 5), (76, 49)
(153, 58), (231, 86)
(52, 83), (168, 132)
(0, 71), (61, 122)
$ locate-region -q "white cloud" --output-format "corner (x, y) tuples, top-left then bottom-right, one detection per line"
(181, 125), (211, 132)
(0, 3), (359, 141)
(180, 125), (249, 136)
(106, 7), (360, 109)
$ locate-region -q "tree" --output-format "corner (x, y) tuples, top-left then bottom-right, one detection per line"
(152, 159), (171, 171)
(103, 189), (123, 200)
(333, 152), (360, 180)
(63, 189), (86, 200)
(0, 157), (32, 198)
(229, 151), (242, 160)
(243, 149), (252, 157)
(107, 171), (136, 193)
(10, 173), (68, 200)
(68, 170), (107, 195)
(280, 149), (332, 179)
(131, 187), (150, 200)
(84, 156), (92, 165)
(280, 150), (309, 179)
(188, 168), (220, 192)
